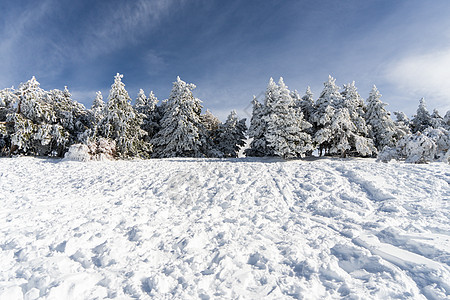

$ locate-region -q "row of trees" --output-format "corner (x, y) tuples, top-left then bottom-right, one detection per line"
(0, 75), (246, 159)
(247, 76), (450, 161)
(0, 74), (448, 162)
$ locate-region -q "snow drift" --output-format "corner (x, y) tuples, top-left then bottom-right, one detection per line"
(0, 157), (449, 299)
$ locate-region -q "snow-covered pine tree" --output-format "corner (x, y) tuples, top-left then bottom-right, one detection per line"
(245, 95), (271, 157)
(91, 91), (105, 121)
(444, 111), (450, 130)
(364, 85), (397, 151)
(300, 86), (315, 125)
(430, 109), (444, 129)
(6, 77), (72, 156)
(98, 73), (150, 158)
(338, 82), (375, 156)
(263, 77), (313, 158)
(135, 89), (160, 140)
(312, 75), (342, 155)
(150, 76), (207, 158)
(393, 111), (412, 139)
(216, 110), (247, 157)
(411, 98), (432, 133)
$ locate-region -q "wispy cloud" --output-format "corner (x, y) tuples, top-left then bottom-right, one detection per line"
(385, 49), (450, 113)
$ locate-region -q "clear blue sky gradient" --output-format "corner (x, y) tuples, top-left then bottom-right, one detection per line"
(1, 0), (450, 120)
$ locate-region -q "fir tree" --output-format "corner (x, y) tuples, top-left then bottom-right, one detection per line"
(98, 73), (150, 158)
(245, 96), (271, 157)
(430, 109), (444, 129)
(312, 76), (342, 155)
(365, 85), (397, 150)
(339, 82), (375, 156)
(151, 76), (207, 158)
(411, 98), (432, 133)
(135, 90), (160, 140)
(264, 78), (313, 158)
(217, 110), (247, 158)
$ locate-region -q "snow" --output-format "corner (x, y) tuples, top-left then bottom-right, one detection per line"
(0, 157), (449, 299)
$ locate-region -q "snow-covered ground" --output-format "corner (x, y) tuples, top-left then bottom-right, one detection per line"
(0, 157), (449, 299)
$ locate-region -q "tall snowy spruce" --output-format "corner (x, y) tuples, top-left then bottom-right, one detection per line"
(336, 82), (376, 156)
(411, 98), (432, 133)
(245, 96), (271, 157)
(150, 76), (207, 158)
(300, 86), (315, 127)
(312, 75), (342, 155)
(364, 86), (397, 151)
(216, 110), (247, 157)
(134, 89), (160, 140)
(97, 73), (150, 158)
(264, 78), (313, 158)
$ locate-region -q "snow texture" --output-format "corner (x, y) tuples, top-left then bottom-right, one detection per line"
(0, 157), (449, 299)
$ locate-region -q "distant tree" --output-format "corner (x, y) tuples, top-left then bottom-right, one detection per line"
(151, 76), (207, 158)
(338, 82), (375, 156)
(312, 75), (342, 155)
(430, 109), (444, 129)
(444, 110), (450, 130)
(411, 98), (432, 133)
(393, 111), (411, 139)
(365, 85), (397, 150)
(264, 77), (313, 158)
(135, 89), (160, 140)
(6, 77), (71, 156)
(97, 73), (150, 158)
(246, 94), (271, 157)
(216, 110), (247, 157)
(91, 91), (105, 121)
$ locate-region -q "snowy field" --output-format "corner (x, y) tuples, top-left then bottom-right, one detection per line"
(0, 157), (449, 299)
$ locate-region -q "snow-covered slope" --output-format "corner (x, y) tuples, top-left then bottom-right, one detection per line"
(0, 157), (449, 299)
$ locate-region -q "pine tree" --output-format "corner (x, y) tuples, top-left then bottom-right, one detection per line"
(411, 98), (432, 133)
(365, 85), (397, 150)
(430, 109), (444, 129)
(300, 86), (315, 125)
(246, 94), (271, 157)
(338, 82), (375, 156)
(393, 111), (411, 138)
(150, 76), (206, 158)
(264, 78), (313, 158)
(216, 110), (247, 157)
(444, 111), (450, 130)
(135, 90), (160, 140)
(98, 73), (150, 158)
(312, 75), (342, 155)
(91, 91), (105, 123)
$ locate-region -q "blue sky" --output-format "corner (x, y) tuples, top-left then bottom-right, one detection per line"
(1, 0), (450, 120)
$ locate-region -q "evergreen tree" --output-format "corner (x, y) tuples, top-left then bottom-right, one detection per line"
(365, 86), (398, 150)
(245, 95), (271, 157)
(135, 89), (160, 140)
(300, 86), (315, 124)
(411, 98), (432, 133)
(312, 76), (342, 155)
(444, 110), (450, 130)
(430, 109), (444, 129)
(338, 82), (375, 156)
(393, 111), (412, 138)
(91, 91), (105, 123)
(98, 73), (150, 158)
(264, 78), (313, 158)
(150, 76), (207, 158)
(216, 110), (247, 157)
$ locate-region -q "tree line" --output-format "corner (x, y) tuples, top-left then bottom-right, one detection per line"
(0, 74), (448, 162)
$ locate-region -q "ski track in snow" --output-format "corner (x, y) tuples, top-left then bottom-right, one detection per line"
(0, 157), (449, 299)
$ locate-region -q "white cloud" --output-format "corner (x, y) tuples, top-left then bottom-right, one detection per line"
(386, 49), (450, 112)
